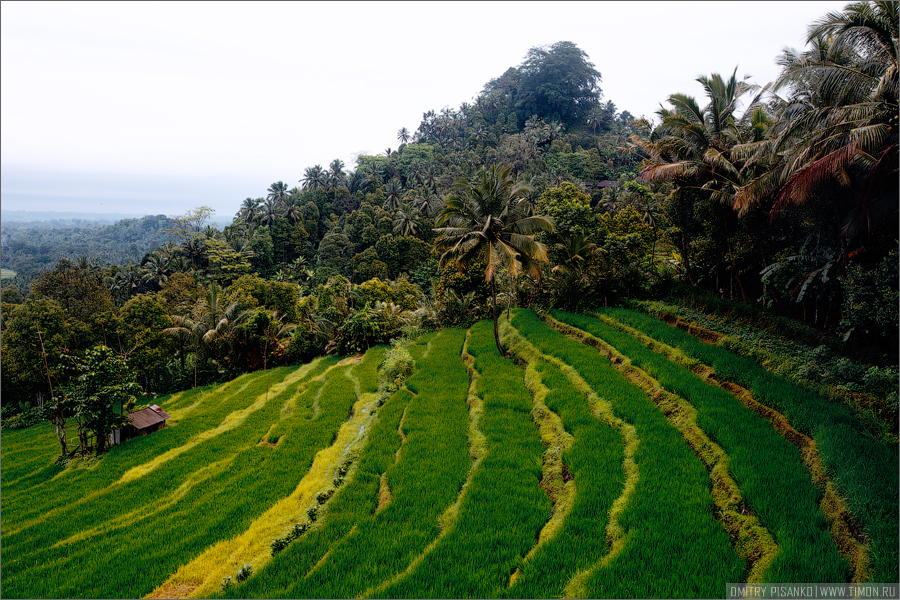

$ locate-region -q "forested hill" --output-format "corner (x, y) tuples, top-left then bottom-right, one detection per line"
(1, 215), (177, 286)
(2, 6), (897, 420)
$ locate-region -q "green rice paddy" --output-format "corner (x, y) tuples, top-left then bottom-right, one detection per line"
(2, 310), (895, 599)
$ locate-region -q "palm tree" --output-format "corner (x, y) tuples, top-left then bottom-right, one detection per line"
(163, 281), (242, 387)
(113, 262), (143, 296)
(329, 159), (346, 189)
(397, 127), (411, 144)
(346, 170), (372, 196)
(392, 203), (424, 237)
(282, 196), (302, 224)
(141, 252), (171, 287)
(407, 160), (423, 186)
(415, 188), (443, 217)
(549, 232), (599, 309)
(301, 165), (327, 191)
(422, 161), (438, 190)
(239, 197), (260, 225)
(734, 1), (898, 248)
(635, 68), (762, 297)
(434, 163), (554, 355)
(383, 178), (404, 210)
(365, 161), (382, 186)
(260, 198), (283, 228)
(267, 181), (289, 206)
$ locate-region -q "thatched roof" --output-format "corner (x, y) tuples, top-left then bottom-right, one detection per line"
(128, 405), (171, 430)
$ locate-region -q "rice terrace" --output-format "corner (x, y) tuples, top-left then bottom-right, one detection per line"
(2, 308), (897, 598)
(2, 1), (899, 598)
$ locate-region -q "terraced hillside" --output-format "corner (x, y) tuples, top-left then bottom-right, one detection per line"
(2, 313), (896, 598)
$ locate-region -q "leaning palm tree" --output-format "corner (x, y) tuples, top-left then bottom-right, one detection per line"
(434, 163), (554, 355)
(734, 1), (898, 246)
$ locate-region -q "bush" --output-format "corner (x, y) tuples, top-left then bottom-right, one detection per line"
(378, 338), (414, 394)
(1, 407), (43, 430)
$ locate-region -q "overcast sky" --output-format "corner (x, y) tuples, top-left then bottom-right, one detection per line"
(1, 0), (848, 219)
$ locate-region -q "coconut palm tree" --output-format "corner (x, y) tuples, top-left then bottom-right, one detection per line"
(141, 252), (171, 287)
(383, 178), (404, 210)
(282, 195), (302, 225)
(238, 197), (260, 225)
(163, 281), (242, 387)
(734, 1), (898, 247)
(634, 68), (764, 297)
(260, 198), (283, 228)
(329, 159), (346, 189)
(434, 163), (554, 355)
(267, 181), (289, 206)
(397, 127), (411, 144)
(392, 203), (424, 237)
(301, 165), (327, 191)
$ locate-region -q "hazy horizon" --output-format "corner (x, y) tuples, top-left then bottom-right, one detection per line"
(2, 1), (848, 219)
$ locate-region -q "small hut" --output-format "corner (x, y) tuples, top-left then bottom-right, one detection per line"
(110, 405), (171, 445)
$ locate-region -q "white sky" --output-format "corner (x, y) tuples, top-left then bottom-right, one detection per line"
(1, 0), (848, 218)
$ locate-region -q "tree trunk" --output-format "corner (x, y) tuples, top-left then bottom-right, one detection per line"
(490, 277), (505, 357)
(721, 206), (747, 300)
(681, 231), (696, 286)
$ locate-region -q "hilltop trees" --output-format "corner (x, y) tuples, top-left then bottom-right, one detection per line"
(515, 41), (603, 128)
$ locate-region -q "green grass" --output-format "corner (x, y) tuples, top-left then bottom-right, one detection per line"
(0, 352), (386, 598)
(374, 320), (550, 598)
(511, 309), (745, 597)
(232, 329), (472, 598)
(501, 335), (624, 599)
(552, 309), (848, 583)
(590, 306), (899, 583)
(0, 268), (16, 280)
(3, 308), (894, 598)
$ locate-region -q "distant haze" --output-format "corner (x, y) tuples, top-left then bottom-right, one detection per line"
(1, 1), (847, 219)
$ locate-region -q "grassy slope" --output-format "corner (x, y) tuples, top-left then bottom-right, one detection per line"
(1, 353), (385, 598)
(593, 306), (899, 583)
(2, 308), (894, 598)
(233, 328), (472, 598)
(552, 309), (848, 583)
(510, 309), (744, 597)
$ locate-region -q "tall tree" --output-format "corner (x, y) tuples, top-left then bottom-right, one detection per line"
(434, 164), (554, 355)
(301, 165), (327, 191)
(329, 159), (346, 190)
(267, 181), (290, 206)
(515, 41), (602, 127)
(735, 0), (898, 249)
(163, 282), (242, 387)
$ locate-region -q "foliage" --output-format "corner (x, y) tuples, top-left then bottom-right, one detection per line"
(435, 163), (553, 354)
(840, 247), (899, 353)
(118, 294), (173, 393)
(54, 345), (142, 455)
(1, 298), (74, 412)
(0, 215), (177, 288)
(514, 41), (602, 128)
(378, 337), (414, 394)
